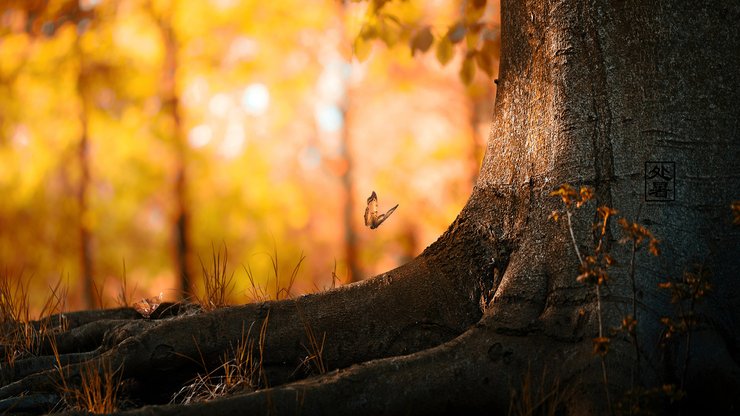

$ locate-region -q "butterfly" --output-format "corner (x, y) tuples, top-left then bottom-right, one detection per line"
(364, 191), (399, 229)
(133, 292), (163, 319)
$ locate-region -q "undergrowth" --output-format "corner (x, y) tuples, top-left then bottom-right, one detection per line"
(0, 271), (67, 370)
(542, 184), (724, 415)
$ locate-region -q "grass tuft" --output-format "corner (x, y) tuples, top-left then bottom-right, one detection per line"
(508, 365), (569, 416)
(171, 311), (270, 404)
(194, 242), (236, 310)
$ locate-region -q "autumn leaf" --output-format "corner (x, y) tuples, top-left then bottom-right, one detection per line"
(621, 315), (637, 334)
(550, 183), (577, 207)
(410, 26), (434, 55)
(592, 336), (610, 356)
(436, 36), (453, 66)
(378, 13), (401, 47)
(548, 210), (561, 222)
(481, 37), (498, 55)
(353, 35), (372, 62)
(464, 0), (486, 23)
(460, 53), (476, 84)
(475, 51), (493, 77)
(447, 22), (466, 44)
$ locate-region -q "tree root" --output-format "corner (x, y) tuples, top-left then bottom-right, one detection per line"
(100, 321), (583, 416)
(0, 225), (502, 412)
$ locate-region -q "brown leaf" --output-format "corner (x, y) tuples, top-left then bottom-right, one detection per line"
(410, 26), (434, 55)
(460, 54), (476, 84)
(548, 210), (560, 222)
(447, 22), (466, 44)
(732, 201), (740, 225)
(475, 51), (493, 77)
(592, 336), (610, 356)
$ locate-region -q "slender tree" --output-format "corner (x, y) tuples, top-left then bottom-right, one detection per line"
(75, 34), (95, 310)
(151, 2), (195, 298)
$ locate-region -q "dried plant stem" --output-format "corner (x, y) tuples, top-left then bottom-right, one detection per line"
(566, 211), (583, 264)
(564, 206), (612, 415)
(595, 284), (613, 414)
(627, 238), (641, 390)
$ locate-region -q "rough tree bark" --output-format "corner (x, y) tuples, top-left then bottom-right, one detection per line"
(1, 0), (738, 414)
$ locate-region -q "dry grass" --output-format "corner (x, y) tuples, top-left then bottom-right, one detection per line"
(50, 336), (123, 413)
(296, 306), (326, 376)
(508, 365), (569, 416)
(244, 246), (305, 302)
(0, 271), (67, 368)
(72, 359), (124, 413)
(194, 243), (236, 311)
(172, 312), (270, 404)
(115, 259), (137, 307)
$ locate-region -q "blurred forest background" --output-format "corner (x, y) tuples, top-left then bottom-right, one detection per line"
(0, 0), (500, 314)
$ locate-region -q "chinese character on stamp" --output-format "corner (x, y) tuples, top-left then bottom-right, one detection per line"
(645, 161), (675, 202)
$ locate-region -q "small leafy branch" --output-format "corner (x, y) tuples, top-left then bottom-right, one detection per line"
(550, 184), (614, 411)
(657, 265), (712, 391)
(550, 184), (727, 415)
(616, 212), (659, 386)
(352, 0), (498, 84)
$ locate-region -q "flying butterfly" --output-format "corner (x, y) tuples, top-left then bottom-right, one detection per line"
(364, 191), (399, 229)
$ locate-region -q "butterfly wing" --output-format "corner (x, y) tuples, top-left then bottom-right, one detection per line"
(375, 204), (399, 228)
(134, 299), (152, 318)
(134, 292), (163, 319)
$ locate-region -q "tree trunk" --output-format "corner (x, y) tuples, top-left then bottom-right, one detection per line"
(75, 39), (96, 310)
(1, 0), (738, 414)
(157, 11), (194, 298)
(340, 99), (360, 282)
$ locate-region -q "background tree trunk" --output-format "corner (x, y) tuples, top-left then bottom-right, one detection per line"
(1, 0), (738, 415)
(75, 39), (96, 310)
(156, 8), (195, 299)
